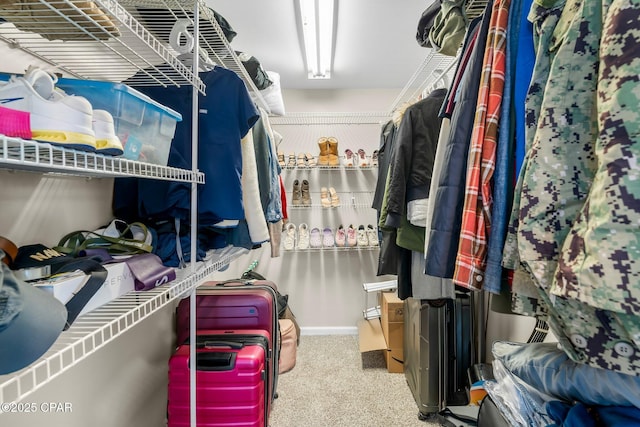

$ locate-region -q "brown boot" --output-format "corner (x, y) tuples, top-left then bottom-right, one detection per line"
(292, 179), (302, 206)
(301, 180), (311, 206)
(317, 137), (330, 166)
(327, 137), (339, 166)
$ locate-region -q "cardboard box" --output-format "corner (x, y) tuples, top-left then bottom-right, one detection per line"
(380, 291), (404, 349)
(385, 347), (404, 373)
(357, 318), (387, 369)
(35, 262), (135, 316)
(358, 292), (406, 373)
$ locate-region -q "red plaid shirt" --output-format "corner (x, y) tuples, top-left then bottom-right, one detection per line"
(453, 0), (511, 290)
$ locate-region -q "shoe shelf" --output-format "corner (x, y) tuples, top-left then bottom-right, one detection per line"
(284, 245), (379, 253)
(288, 190), (375, 209)
(0, 0), (205, 93)
(117, 0), (269, 110)
(0, 135), (204, 183)
(0, 246), (246, 405)
(281, 161), (378, 171)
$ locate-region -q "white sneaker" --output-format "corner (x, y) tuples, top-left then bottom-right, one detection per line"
(283, 223), (296, 250)
(93, 109), (123, 156)
(357, 225), (369, 247)
(0, 67), (96, 150)
(297, 223), (310, 250)
(366, 225), (379, 246)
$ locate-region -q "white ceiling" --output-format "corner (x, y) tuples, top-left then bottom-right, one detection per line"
(208, 0), (434, 90)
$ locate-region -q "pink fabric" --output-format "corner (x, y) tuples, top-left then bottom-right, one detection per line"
(0, 106), (31, 139)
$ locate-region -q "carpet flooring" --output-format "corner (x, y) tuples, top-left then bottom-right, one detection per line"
(269, 335), (478, 427)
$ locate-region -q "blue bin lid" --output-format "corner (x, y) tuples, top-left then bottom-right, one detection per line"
(55, 78), (182, 122)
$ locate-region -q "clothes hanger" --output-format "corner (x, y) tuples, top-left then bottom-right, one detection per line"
(171, 18), (217, 72)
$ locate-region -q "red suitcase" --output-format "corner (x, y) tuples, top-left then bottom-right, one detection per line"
(175, 280), (280, 408)
(176, 280), (278, 345)
(167, 330), (269, 427)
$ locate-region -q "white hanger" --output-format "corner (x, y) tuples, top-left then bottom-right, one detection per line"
(171, 18), (216, 72)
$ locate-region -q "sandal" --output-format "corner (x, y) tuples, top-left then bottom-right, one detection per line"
(305, 152), (317, 167)
(320, 187), (332, 208)
(329, 187), (340, 207)
(322, 227), (335, 247)
(297, 152), (307, 168)
(357, 149), (370, 167)
(287, 153), (296, 168)
(309, 227), (322, 248)
(344, 149), (355, 167)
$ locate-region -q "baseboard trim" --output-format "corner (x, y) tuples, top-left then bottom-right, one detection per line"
(300, 326), (358, 336)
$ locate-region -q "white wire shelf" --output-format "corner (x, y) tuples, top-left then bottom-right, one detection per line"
(287, 191), (375, 209)
(283, 244), (380, 253)
(118, 0), (269, 111)
(0, 247), (247, 405)
(388, 50), (458, 113)
(0, 135), (204, 183)
(0, 0), (205, 93)
(280, 161), (378, 172)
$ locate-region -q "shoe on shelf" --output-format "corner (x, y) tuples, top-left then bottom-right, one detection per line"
(317, 137), (330, 166)
(310, 227), (322, 248)
(297, 223), (310, 250)
(327, 136), (339, 166)
(346, 224), (357, 247)
(329, 187), (340, 207)
(297, 152), (307, 168)
(292, 179), (302, 206)
(0, 67), (96, 150)
(287, 152), (296, 168)
(335, 225), (346, 247)
(277, 150), (286, 168)
(372, 149), (379, 167)
(283, 223), (296, 250)
(305, 152), (316, 167)
(322, 227), (335, 248)
(93, 109), (123, 156)
(344, 148), (355, 167)
(357, 148), (370, 167)
(366, 224), (380, 246)
(301, 179), (311, 206)
(320, 187), (332, 208)
(357, 225), (369, 247)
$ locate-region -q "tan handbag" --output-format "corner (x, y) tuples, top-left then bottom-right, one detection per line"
(278, 319), (297, 374)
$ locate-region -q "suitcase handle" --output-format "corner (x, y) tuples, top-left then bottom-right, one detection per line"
(201, 340), (244, 350)
(193, 352), (237, 371)
(214, 279), (254, 287)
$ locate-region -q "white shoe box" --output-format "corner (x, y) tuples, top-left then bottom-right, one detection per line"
(35, 262), (135, 316)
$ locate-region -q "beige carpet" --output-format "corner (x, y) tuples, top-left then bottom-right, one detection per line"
(269, 335), (476, 427)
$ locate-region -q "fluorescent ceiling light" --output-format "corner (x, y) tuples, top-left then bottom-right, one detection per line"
(299, 0), (335, 79)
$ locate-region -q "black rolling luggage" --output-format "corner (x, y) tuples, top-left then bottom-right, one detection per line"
(403, 292), (474, 420)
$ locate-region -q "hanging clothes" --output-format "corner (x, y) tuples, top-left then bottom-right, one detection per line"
(453, 0), (511, 291)
(551, 0), (640, 375)
(425, 1), (494, 278)
(384, 88), (447, 235)
(118, 66), (260, 227)
(483, 0), (534, 295)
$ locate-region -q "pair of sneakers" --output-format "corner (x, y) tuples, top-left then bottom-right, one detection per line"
(336, 224), (379, 247)
(283, 223), (310, 250)
(0, 66), (123, 155)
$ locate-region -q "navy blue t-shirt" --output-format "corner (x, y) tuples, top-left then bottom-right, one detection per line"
(120, 66), (259, 226)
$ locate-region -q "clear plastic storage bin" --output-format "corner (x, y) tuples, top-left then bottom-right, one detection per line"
(55, 78), (182, 165)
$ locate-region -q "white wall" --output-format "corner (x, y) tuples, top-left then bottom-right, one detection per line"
(282, 88), (399, 112)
